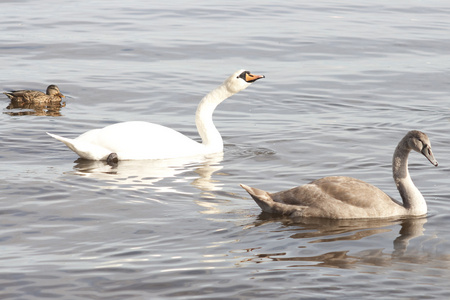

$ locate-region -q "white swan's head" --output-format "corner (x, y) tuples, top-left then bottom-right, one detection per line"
(406, 130), (438, 166)
(224, 69), (265, 94)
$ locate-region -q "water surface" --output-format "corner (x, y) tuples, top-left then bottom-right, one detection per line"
(1, 1), (450, 299)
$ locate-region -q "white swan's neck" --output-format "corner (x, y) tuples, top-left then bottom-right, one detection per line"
(195, 84), (234, 153)
(392, 139), (427, 215)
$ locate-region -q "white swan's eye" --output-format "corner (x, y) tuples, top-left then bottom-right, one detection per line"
(238, 71), (250, 80)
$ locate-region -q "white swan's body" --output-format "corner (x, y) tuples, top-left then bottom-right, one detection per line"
(47, 121), (202, 160)
(48, 70), (264, 161)
(241, 131), (438, 219)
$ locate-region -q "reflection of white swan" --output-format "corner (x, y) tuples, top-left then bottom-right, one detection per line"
(47, 70), (264, 161)
(242, 131), (438, 219)
(72, 153), (224, 192)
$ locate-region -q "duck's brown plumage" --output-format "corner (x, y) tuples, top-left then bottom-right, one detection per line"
(3, 85), (64, 103)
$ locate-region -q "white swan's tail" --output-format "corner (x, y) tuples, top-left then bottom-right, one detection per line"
(47, 132), (80, 153)
(240, 184), (302, 216)
(47, 132), (73, 147)
(47, 132), (110, 160)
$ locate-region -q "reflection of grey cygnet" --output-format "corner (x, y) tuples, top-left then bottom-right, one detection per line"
(242, 130), (438, 219)
(47, 70), (264, 162)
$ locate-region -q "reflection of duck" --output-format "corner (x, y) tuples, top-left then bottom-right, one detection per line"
(241, 131), (438, 219)
(47, 70), (264, 161)
(72, 152), (224, 192)
(3, 85), (65, 104)
(5, 101), (65, 116)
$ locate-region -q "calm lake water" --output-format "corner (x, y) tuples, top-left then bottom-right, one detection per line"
(1, 1), (450, 299)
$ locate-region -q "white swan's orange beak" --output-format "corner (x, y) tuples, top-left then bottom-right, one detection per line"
(245, 73), (265, 83)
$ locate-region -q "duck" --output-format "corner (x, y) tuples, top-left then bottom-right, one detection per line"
(241, 130), (438, 219)
(47, 69), (264, 162)
(3, 85), (65, 103)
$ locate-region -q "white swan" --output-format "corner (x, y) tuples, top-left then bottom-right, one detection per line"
(241, 130), (438, 219)
(47, 69), (264, 161)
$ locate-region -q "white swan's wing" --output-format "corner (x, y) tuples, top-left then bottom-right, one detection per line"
(75, 121), (204, 160)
